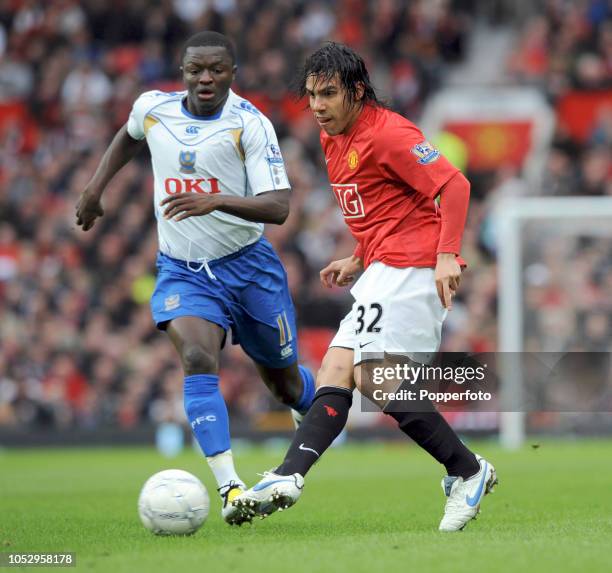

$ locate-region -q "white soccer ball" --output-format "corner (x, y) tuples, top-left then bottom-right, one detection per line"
(138, 469), (210, 535)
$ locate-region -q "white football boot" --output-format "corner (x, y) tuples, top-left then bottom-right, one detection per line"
(291, 409), (305, 428)
(218, 480), (249, 525)
(232, 471), (304, 521)
(439, 455), (498, 532)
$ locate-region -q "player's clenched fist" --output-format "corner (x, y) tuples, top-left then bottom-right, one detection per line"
(161, 193), (221, 222)
(320, 255), (363, 288)
(434, 252), (462, 310)
(75, 189), (105, 231)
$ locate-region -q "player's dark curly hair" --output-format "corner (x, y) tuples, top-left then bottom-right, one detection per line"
(295, 42), (382, 107)
(181, 31), (236, 64)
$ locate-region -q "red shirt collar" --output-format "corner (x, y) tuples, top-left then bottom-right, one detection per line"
(338, 104), (377, 138)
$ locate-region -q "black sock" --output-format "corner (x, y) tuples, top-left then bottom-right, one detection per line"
(276, 386), (353, 477)
(385, 400), (479, 479)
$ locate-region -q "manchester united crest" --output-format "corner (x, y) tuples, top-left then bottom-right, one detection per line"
(347, 149), (359, 170)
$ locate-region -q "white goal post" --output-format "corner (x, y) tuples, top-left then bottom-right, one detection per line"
(497, 196), (612, 449)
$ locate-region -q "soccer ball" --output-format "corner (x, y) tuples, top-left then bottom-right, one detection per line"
(138, 469), (210, 535)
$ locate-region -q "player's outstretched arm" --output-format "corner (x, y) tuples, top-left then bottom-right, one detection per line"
(76, 124), (146, 231)
(161, 188), (290, 224)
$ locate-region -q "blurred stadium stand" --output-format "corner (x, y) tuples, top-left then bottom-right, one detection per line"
(0, 0), (610, 445)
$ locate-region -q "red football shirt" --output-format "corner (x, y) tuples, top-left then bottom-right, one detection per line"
(320, 104), (464, 268)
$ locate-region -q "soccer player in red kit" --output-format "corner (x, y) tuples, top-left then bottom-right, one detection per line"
(234, 43), (498, 531)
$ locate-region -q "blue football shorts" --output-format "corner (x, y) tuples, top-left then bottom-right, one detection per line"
(150, 237), (298, 369)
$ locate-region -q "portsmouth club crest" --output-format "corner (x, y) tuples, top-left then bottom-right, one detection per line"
(179, 150), (197, 174)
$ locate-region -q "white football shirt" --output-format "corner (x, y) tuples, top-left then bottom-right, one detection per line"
(127, 89), (290, 262)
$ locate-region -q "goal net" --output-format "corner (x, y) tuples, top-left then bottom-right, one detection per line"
(497, 197), (612, 448)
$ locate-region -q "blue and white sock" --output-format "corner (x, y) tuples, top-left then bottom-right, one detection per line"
(294, 364), (316, 415)
(184, 374), (242, 488)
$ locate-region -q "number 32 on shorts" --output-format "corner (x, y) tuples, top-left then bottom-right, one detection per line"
(355, 303), (383, 334)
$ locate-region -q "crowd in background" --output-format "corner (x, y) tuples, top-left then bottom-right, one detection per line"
(508, 0), (611, 95)
(0, 0), (610, 430)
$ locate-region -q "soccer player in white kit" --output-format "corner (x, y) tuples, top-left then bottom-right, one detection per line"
(75, 32), (315, 525)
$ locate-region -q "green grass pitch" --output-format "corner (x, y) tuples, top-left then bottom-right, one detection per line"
(2, 440), (612, 573)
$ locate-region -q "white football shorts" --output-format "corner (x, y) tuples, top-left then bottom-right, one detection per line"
(329, 262), (447, 364)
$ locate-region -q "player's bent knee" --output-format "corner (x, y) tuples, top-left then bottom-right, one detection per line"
(270, 385), (300, 406)
(317, 347), (355, 390)
(256, 363), (302, 406)
(316, 366), (353, 389)
(263, 376), (301, 406)
(354, 377), (384, 409)
(181, 344), (219, 375)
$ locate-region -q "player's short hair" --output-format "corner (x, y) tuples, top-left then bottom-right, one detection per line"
(181, 31), (236, 64)
(295, 42), (382, 107)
